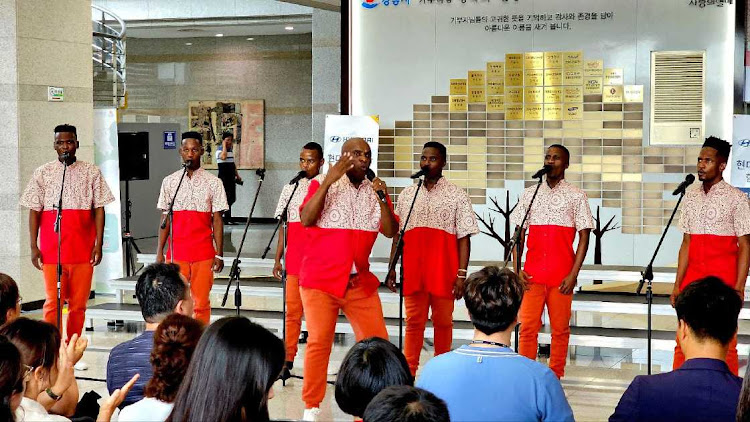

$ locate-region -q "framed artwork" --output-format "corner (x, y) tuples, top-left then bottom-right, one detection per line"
(188, 100), (265, 169)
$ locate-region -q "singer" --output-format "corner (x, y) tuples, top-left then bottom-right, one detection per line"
(20, 124), (115, 340)
(510, 144), (593, 379)
(297, 137), (397, 420)
(385, 141), (479, 375)
(670, 136), (750, 375)
(156, 132), (228, 324)
(272, 141), (324, 378)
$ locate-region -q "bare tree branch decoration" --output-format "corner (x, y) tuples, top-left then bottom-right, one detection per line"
(475, 191), (518, 259)
(592, 205), (620, 265)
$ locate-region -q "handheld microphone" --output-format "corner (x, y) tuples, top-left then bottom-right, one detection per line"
(289, 171), (306, 185)
(410, 168), (428, 179)
(672, 174), (696, 196)
(532, 165), (551, 179)
(366, 169), (388, 203)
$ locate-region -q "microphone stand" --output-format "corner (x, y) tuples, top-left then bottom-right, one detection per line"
(221, 169), (266, 315)
(636, 189), (686, 375)
(53, 157), (70, 330)
(387, 177), (423, 350)
(161, 164), (189, 263)
(504, 176), (544, 352)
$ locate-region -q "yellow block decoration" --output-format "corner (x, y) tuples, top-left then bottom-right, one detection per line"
(468, 71), (486, 87)
(563, 51), (583, 68)
(524, 69), (544, 86)
(563, 69), (583, 85)
(524, 104), (543, 120)
(487, 62), (505, 78)
(544, 103), (562, 120)
(544, 86), (563, 103)
(468, 87), (486, 103)
(524, 87), (543, 103)
(624, 85), (644, 103)
(564, 86), (583, 103)
(544, 69), (562, 86)
(524, 52), (544, 70)
(505, 104), (524, 120)
(505, 87), (523, 103)
(584, 77), (603, 95)
(487, 78), (505, 95)
(544, 52), (563, 69)
(487, 96), (505, 111)
(505, 70), (523, 87)
(450, 79), (467, 95)
(603, 85), (624, 103)
(564, 103), (583, 120)
(584, 60), (604, 77)
(449, 95), (468, 112)
(604, 68), (624, 85)
(506, 53), (523, 70)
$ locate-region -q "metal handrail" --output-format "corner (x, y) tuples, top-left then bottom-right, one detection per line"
(91, 4), (126, 38)
(91, 4), (126, 107)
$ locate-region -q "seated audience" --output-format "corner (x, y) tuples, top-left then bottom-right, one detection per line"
(107, 263), (193, 407)
(1, 317), (134, 422)
(363, 386), (449, 422)
(610, 276), (743, 422)
(416, 266), (573, 422)
(335, 337), (413, 419)
(0, 273), (21, 326)
(119, 314), (203, 422)
(738, 363), (750, 421)
(0, 336), (24, 421)
(166, 316), (285, 422)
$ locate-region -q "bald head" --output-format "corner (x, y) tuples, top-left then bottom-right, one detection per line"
(342, 137), (370, 154)
(342, 137), (371, 182)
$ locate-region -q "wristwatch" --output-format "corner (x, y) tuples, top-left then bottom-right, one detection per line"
(46, 388), (62, 401)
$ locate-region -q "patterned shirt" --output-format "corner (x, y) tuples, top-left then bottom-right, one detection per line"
(510, 179), (594, 286)
(298, 173), (395, 298)
(19, 160), (114, 264)
(395, 177), (479, 297)
(678, 180), (750, 288)
(273, 178), (313, 275)
(157, 168), (228, 261)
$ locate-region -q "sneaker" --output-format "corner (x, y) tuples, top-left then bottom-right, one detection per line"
(302, 407), (321, 421)
(74, 361), (89, 371)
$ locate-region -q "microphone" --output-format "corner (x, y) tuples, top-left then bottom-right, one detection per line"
(289, 170), (306, 185)
(61, 152), (70, 160)
(410, 168), (427, 179)
(181, 161), (189, 168)
(672, 174), (696, 196)
(366, 169), (388, 203)
(532, 165), (551, 179)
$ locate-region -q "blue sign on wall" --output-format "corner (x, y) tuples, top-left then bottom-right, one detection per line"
(164, 131), (177, 149)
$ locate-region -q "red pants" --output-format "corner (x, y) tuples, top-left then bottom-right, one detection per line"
(404, 291), (454, 375)
(285, 275), (304, 362)
(674, 334), (738, 375)
(175, 259), (214, 324)
(518, 282), (573, 378)
(43, 264), (94, 340)
(300, 281), (388, 408)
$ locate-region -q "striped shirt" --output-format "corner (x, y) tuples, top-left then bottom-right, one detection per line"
(106, 331), (154, 408)
(216, 144), (234, 164)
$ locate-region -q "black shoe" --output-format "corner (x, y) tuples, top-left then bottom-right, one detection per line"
(280, 361), (294, 381)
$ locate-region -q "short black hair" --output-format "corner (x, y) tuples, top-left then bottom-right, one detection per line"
(0, 273), (19, 326)
(181, 131), (204, 145)
(703, 136), (731, 162)
(675, 276), (741, 345)
(54, 124), (77, 137)
(335, 337), (413, 417)
(222, 131), (234, 140)
(464, 266), (524, 335)
(303, 141), (324, 159)
(135, 263), (187, 323)
(422, 141), (447, 161)
(363, 386), (450, 422)
(548, 144), (570, 164)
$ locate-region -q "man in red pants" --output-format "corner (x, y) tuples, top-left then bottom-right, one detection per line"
(670, 136), (750, 375)
(298, 137), (398, 421)
(385, 141), (478, 375)
(273, 141), (324, 379)
(156, 132), (228, 324)
(511, 144), (593, 379)
(21, 124), (114, 340)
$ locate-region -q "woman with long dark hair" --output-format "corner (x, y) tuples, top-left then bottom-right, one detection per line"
(166, 317), (285, 422)
(0, 336), (24, 421)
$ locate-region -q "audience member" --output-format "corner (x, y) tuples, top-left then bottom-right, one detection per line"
(610, 276), (743, 422)
(738, 363), (750, 422)
(335, 337), (413, 418)
(107, 263), (193, 407)
(166, 316), (284, 422)
(0, 336), (24, 421)
(363, 386), (449, 422)
(119, 314), (203, 422)
(416, 266), (573, 422)
(0, 273), (21, 326)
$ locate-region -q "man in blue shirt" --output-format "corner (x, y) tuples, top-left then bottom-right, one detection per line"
(416, 266), (574, 422)
(610, 276), (743, 422)
(106, 263), (194, 407)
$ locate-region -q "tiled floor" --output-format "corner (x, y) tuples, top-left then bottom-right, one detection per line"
(22, 306), (702, 422)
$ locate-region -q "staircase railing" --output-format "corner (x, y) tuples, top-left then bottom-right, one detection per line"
(92, 4), (126, 108)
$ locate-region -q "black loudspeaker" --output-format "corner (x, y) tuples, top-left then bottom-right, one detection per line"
(118, 132), (149, 181)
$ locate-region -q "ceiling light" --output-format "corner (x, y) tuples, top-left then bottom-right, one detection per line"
(285, 26), (294, 31)
(246, 37), (254, 41)
(185, 42), (193, 45)
(215, 33), (224, 37)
